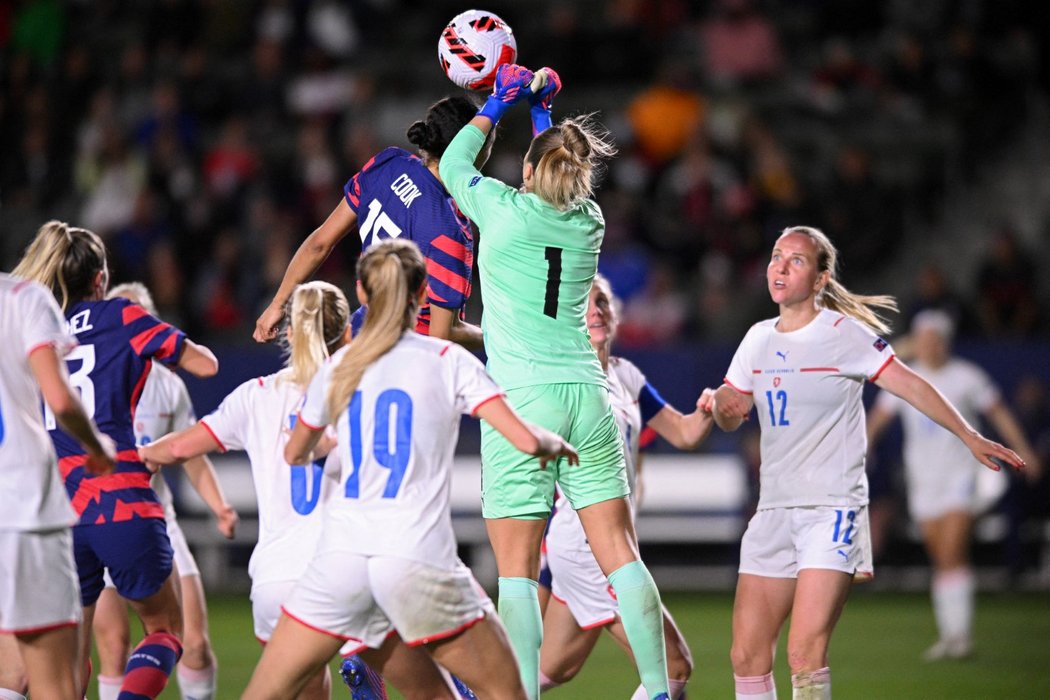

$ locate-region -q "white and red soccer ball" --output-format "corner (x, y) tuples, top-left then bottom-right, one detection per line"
(438, 10), (517, 91)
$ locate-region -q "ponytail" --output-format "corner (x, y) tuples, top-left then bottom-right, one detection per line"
(325, 240), (426, 418)
(782, 226), (897, 334)
(284, 281), (351, 388)
(526, 114), (616, 210)
(13, 220), (107, 311)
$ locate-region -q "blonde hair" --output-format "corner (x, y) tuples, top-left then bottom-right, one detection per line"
(526, 114), (616, 210)
(107, 281), (158, 315)
(325, 240), (427, 418)
(782, 226), (897, 334)
(591, 273), (621, 341)
(283, 281), (351, 387)
(12, 220), (107, 311)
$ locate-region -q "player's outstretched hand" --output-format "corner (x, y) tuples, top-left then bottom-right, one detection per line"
(254, 303), (285, 343)
(138, 443), (162, 474)
(531, 424), (579, 469)
(528, 67), (561, 135)
(963, 433), (1026, 473)
(216, 504), (239, 539)
(696, 387), (717, 414)
(86, 434), (117, 475)
(477, 64), (534, 124)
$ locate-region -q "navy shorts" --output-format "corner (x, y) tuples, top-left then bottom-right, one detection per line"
(73, 518), (173, 606)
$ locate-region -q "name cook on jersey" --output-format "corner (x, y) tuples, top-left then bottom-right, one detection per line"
(390, 173), (423, 208)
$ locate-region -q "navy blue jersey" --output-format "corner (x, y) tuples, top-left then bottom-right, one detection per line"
(344, 147), (474, 333)
(50, 298), (185, 524)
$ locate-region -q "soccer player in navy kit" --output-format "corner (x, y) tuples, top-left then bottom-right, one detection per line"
(254, 95), (491, 348)
(12, 221), (219, 700)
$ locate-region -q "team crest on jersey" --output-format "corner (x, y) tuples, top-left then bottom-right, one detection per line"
(873, 337), (888, 351)
(773, 377), (781, 387)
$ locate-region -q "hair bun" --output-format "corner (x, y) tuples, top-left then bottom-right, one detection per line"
(406, 120), (432, 149)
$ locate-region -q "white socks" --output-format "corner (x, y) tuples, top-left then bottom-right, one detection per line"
(0, 688), (27, 700)
(932, 568), (975, 643)
(631, 678), (688, 698)
(97, 674), (123, 700)
(791, 667), (830, 699)
(735, 672), (777, 699)
(176, 662), (217, 700)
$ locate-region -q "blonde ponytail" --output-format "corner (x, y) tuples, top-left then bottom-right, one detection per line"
(527, 114), (616, 210)
(284, 281), (350, 387)
(325, 240), (426, 418)
(13, 221), (107, 311)
(782, 226), (897, 334)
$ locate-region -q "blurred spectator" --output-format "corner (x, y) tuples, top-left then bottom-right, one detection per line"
(77, 124), (146, 236)
(698, 0), (783, 86)
(976, 227), (1041, 337)
(626, 64), (705, 166)
(616, 263), (688, 346)
(903, 263), (976, 336)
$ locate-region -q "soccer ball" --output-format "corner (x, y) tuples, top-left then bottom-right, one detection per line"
(438, 10), (517, 91)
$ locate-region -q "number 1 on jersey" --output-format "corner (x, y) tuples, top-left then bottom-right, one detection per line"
(543, 246), (562, 319)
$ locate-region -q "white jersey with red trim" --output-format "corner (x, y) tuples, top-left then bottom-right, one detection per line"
(200, 370), (334, 585)
(133, 364), (196, 519)
(300, 332), (502, 568)
(547, 357), (646, 552)
(0, 275), (79, 530)
(724, 308), (895, 509)
(874, 358), (998, 491)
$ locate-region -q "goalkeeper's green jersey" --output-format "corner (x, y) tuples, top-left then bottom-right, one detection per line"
(440, 125), (606, 391)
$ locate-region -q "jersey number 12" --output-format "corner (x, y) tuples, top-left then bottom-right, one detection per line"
(764, 389), (790, 427)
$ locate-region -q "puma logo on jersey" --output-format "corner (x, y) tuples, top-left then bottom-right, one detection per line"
(776, 350), (789, 362)
(390, 173), (423, 208)
(837, 549), (849, 561)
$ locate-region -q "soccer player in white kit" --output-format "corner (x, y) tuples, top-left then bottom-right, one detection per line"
(0, 273), (115, 700)
(867, 309), (1040, 661)
(140, 280), (352, 700)
(89, 282), (237, 700)
(710, 227), (1026, 700)
(239, 239), (578, 700)
(539, 275), (714, 699)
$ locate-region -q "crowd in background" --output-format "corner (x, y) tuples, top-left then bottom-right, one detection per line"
(2, 0), (1048, 344)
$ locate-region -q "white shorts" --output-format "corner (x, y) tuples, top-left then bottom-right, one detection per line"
(283, 553), (491, 654)
(905, 463), (1007, 522)
(546, 540), (617, 630)
(739, 506), (873, 581)
(103, 516), (199, 589)
(251, 579), (358, 656)
(0, 528), (82, 633)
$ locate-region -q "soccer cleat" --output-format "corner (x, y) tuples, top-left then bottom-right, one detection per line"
(653, 694), (671, 700)
(922, 636), (973, 661)
(339, 655), (388, 700)
(449, 673), (478, 699)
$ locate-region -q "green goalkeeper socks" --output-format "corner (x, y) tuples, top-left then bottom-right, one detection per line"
(498, 576), (543, 699)
(609, 561), (670, 699)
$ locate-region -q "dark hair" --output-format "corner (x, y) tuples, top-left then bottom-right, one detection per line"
(406, 95), (479, 160)
(13, 221), (108, 311)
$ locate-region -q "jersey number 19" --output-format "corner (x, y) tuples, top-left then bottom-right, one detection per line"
(344, 389), (413, 500)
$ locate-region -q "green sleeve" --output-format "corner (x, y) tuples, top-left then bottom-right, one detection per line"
(439, 125), (514, 231)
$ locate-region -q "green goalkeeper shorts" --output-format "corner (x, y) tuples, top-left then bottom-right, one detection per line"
(480, 383), (630, 520)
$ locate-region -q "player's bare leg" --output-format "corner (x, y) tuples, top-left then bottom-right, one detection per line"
(426, 614), (526, 700)
(0, 631), (28, 697)
(359, 634), (455, 699)
(538, 596), (602, 689)
(16, 625), (81, 700)
(176, 573), (219, 698)
(785, 569), (851, 698)
(241, 614), (341, 700)
(731, 573), (795, 699)
(93, 586), (130, 699)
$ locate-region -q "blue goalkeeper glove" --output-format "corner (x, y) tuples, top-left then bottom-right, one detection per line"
(477, 63), (535, 125)
(528, 67), (562, 136)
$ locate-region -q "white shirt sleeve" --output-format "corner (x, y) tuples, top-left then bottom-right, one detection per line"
(611, 358), (648, 400)
(20, 282), (77, 358)
(837, 318), (896, 381)
(299, 360), (334, 430)
(446, 344), (503, 415)
(170, 374), (198, 431)
(724, 325), (758, 394)
(200, 380), (256, 452)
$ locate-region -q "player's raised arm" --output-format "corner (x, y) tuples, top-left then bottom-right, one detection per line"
(254, 200), (358, 342)
(178, 339), (219, 378)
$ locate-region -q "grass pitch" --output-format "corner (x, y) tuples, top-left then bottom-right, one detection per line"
(101, 591), (1050, 699)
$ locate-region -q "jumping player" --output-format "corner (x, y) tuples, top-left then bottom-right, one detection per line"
(439, 64), (673, 700)
(254, 95), (491, 348)
(239, 239), (578, 700)
(540, 275), (713, 699)
(0, 271), (115, 700)
(12, 220), (219, 700)
(90, 282), (237, 700)
(710, 226), (1025, 700)
(867, 309), (1040, 660)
